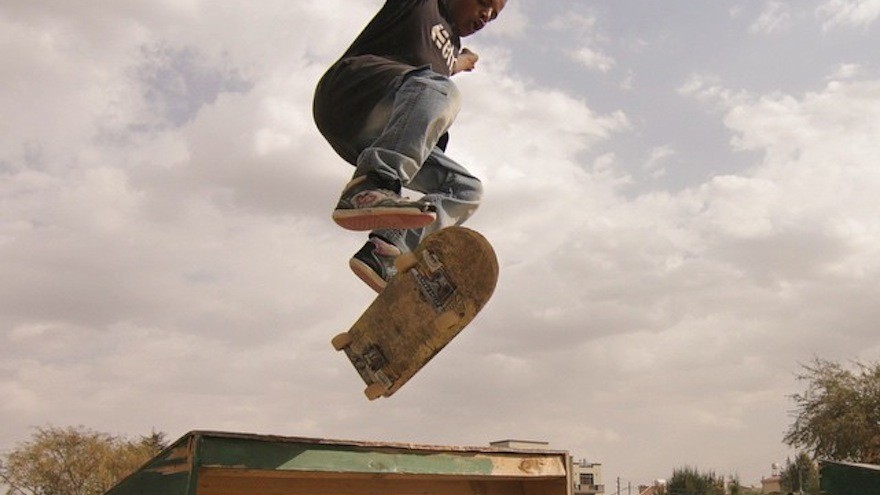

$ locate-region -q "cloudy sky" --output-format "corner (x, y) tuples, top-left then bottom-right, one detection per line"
(3, 0), (880, 487)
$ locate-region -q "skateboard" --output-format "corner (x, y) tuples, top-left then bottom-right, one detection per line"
(332, 226), (498, 400)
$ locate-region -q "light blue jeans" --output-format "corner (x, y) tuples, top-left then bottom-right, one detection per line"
(353, 67), (483, 252)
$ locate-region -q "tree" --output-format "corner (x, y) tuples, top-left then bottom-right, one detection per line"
(779, 452), (820, 494)
(666, 467), (725, 495)
(0, 425), (167, 495)
(784, 357), (880, 464)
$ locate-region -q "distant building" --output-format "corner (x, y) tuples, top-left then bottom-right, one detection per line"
(760, 461), (784, 494)
(490, 439), (551, 450)
(760, 474), (782, 493)
(572, 458), (605, 495)
(639, 480), (666, 495)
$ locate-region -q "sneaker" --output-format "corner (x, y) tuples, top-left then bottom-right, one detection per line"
(332, 176), (436, 231)
(349, 236), (401, 293)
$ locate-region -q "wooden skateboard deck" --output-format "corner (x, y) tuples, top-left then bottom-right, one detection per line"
(332, 226), (498, 400)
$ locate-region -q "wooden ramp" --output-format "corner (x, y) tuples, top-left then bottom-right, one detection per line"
(820, 460), (880, 495)
(106, 431), (572, 495)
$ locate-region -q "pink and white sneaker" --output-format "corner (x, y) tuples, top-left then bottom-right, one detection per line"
(332, 176), (436, 231)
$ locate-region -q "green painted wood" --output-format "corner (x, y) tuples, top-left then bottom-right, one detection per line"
(820, 461), (880, 495)
(104, 431), (572, 495)
(105, 435), (195, 495)
(197, 436), (496, 476)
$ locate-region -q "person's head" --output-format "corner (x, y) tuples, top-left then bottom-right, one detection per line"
(446, 0), (507, 38)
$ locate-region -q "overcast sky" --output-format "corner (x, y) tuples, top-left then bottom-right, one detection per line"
(3, 0), (880, 487)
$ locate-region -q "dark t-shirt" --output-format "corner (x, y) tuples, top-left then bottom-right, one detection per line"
(313, 0), (461, 163)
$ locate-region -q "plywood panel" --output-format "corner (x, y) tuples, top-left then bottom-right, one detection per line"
(197, 469), (567, 495)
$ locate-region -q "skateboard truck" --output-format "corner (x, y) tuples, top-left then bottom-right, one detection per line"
(362, 345), (394, 389)
(332, 337), (397, 399)
(362, 344), (388, 370)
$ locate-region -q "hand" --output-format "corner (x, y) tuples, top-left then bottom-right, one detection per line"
(453, 48), (479, 74)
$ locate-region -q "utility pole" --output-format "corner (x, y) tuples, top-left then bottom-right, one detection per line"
(798, 462), (804, 494)
(617, 477), (621, 495)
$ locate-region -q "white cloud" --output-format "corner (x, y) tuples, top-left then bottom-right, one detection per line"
(643, 146), (676, 179)
(0, 0), (370, 429)
(818, 0), (880, 29)
(827, 63), (863, 79)
(678, 73), (742, 106)
(548, 12), (616, 73)
(465, 71), (880, 477)
(678, 73), (880, 298)
(749, 1), (793, 34)
(452, 48), (630, 257)
(572, 46), (617, 73)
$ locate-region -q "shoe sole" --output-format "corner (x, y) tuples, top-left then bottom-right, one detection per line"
(332, 208), (436, 231)
(349, 258), (387, 293)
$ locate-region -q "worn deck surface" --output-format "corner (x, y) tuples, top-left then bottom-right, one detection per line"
(338, 226), (498, 399)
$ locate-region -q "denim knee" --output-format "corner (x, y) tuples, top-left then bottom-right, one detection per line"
(400, 70), (462, 115)
(455, 174), (483, 204)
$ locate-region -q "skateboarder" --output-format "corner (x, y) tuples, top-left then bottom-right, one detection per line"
(313, 0), (507, 293)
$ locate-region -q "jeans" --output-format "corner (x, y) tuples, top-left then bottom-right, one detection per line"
(352, 67), (483, 252)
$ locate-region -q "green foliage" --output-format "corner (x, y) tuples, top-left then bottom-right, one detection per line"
(784, 357), (880, 463)
(779, 452), (820, 494)
(664, 467), (756, 495)
(666, 467), (725, 495)
(0, 425), (167, 495)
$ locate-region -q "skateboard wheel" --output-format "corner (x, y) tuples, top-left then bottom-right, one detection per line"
(434, 310), (460, 333)
(394, 252), (419, 273)
(331, 333), (352, 351)
(364, 383), (386, 401)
